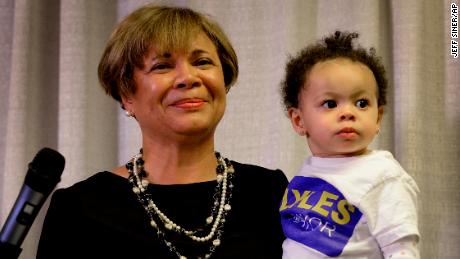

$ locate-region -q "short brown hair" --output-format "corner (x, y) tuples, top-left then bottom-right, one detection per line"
(98, 5), (239, 104)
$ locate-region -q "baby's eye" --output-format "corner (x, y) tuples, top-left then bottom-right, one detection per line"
(322, 100), (337, 109)
(356, 99), (369, 109)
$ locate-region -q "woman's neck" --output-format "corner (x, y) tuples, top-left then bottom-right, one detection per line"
(140, 136), (218, 185)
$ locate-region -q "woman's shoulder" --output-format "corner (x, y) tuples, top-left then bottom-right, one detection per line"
(231, 160), (288, 187)
(232, 160), (285, 175)
(48, 171), (133, 213)
(53, 171), (127, 197)
(229, 161), (288, 216)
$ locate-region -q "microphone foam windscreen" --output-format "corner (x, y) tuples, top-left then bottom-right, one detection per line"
(26, 148), (65, 193)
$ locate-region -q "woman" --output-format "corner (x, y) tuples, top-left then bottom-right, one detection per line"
(37, 5), (288, 259)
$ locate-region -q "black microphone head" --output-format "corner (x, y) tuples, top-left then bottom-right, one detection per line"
(25, 148), (65, 194)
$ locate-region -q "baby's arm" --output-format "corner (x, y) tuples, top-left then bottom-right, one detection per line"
(361, 173), (420, 259)
(381, 235), (419, 259)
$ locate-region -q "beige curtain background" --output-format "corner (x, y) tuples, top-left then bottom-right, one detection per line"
(0, 0), (458, 258)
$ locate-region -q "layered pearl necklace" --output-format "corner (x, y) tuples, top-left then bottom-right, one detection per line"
(126, 150), (234, 259)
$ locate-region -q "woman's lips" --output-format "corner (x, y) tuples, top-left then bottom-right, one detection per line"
(171, 98), (207, 109)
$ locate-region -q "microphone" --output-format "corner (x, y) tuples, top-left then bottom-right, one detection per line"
(0, 147), (65, 259)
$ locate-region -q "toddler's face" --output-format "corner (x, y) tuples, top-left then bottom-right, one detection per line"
(288, 58), (383, 157)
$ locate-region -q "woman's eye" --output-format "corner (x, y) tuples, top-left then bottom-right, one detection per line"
(322, 100), (337, 109)
(151, 63), (171, 71)
(195, 58), (213, 67)
(356, 99), (369, 109)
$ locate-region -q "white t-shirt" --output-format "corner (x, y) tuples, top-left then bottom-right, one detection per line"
(281, 150), (420, 258)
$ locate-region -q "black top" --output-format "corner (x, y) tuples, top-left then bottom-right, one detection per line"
(37, 161), (288, 259)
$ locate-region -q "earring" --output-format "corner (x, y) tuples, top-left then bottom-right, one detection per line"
(376, 128), (380, 134)
(125, 110), (134, 117)
(298, 130), (309, 137)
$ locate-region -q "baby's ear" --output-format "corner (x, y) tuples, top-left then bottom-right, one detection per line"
(288, 107), (307, 136)
(377, 106), (384, 125)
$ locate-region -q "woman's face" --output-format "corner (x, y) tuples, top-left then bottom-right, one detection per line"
(122, 32), (227, 142)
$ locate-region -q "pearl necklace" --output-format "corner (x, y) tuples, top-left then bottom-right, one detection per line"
(126, 150), (234, 259)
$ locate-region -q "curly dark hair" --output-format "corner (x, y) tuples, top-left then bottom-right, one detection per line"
(281, 31), (388, 111)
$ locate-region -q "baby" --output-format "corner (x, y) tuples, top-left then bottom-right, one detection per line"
(279, 31), (420, 258)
